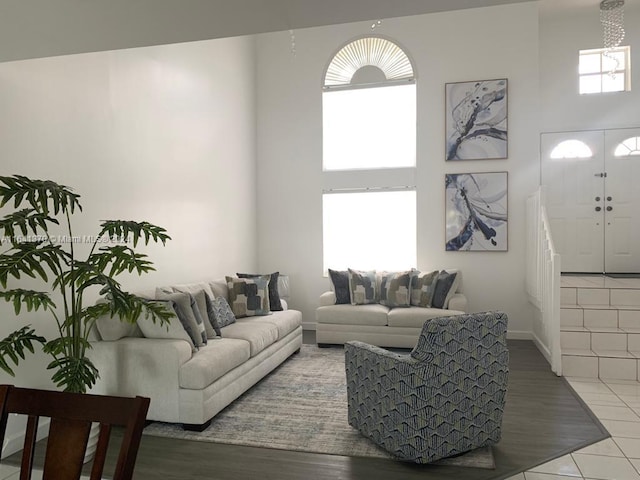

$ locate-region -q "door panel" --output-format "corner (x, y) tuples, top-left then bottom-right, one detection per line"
(604, 128), (640, 273)
(541, 131), (605, 272)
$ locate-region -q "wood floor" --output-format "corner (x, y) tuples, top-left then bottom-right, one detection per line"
(5, 337), (608, 480)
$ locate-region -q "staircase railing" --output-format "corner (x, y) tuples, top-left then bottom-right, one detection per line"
(526, 187), (562, 375)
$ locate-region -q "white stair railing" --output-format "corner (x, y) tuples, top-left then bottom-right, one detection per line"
(526, 187), (562, 375)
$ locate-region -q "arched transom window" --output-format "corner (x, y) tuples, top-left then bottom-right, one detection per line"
(614, 136), (640, 156)
(550, 139), (594, 159)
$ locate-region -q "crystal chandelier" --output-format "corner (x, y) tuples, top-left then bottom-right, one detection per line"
(600, 0), (625, 76)
(600, 0), (625, 49)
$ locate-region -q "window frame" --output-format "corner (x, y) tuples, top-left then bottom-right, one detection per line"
(579, 46), (631, 94)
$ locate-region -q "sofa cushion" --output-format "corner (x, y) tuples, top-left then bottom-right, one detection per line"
(95, 298), (142, 340)
(316, 304), (389, 326)
(378, 270), (412, 308)
(388, 307), (465, 328)
(237, 271), (283, 311)
(137, 300), (196, 351)
(156, 289), (207, 347)
(208, 279), (228, 299)
(221, 320), (279, 356)
(328, 269), (350, 304)
(410, 270), (439, 307)
(348, 269), (377, 305)
(431, 270), (461, 309)
(226, 276), (271, 317)
(179, 338), (251, 389)
(209, 296), (236, 330)
(172, 283), (218, 339)
(238, 310), (301, 339)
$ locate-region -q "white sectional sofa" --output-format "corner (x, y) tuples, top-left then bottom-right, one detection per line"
(315, 270), (467, 348)
(88, 278), (302, 431)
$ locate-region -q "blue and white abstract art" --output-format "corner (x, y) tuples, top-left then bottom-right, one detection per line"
(445, 172), (508, 251)
(445, 79), (508, 161)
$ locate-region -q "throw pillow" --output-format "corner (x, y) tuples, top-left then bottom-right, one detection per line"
(155, 289), (207, 347)
(328, 269), (350, 305)
(410, 269), (439, 307)
(237, 271), (283, 311)
(430, 270), (460, 309)
(172, 283), (218, 339)
(378, 271), (412, 308)
(209, 296), (236, 328)
(136, 300), (196, 351)
(225, 275), (271, 317)
(348, 269), (377, 305)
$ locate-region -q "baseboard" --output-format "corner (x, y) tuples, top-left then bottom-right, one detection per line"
(302, 322), (316, 331)
(532, 332), (554, 367)
(507, 330), (533, 340)
(1, 415), (50, 459)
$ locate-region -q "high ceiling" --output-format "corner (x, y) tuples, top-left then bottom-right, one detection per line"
(0, 0), (615, 63)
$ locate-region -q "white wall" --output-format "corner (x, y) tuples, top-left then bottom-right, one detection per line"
(0, 35), (258, 389)
(256, 3), (540, 336)
(540, 4), (640, 132)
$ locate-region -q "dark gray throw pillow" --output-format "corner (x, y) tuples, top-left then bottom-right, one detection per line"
(204, 293), (223, 337)
(237, 272), (283, 311)
(430, 271), (459, 309)
(328, 269), (350, 304)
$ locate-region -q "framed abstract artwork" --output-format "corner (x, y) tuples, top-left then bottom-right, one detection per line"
(445, 172), (508, 251)
(445, 79), (508, 161)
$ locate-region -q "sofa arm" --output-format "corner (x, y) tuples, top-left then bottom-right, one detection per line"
(447, 292), (468, 312)
(319, 291), (336, 306)
(88, 337), (192, 423)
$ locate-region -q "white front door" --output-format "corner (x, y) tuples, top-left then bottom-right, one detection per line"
(604, 128), (640, 273)
(541, 131), (605, 272)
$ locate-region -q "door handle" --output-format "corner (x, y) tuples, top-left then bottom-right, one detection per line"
(595, 206), (602, 211)
(595, 196), (601, 201)
(607, 196), (612, 201)
(607, 206), (613, 211)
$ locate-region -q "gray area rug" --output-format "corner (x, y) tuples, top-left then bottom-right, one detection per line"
(143, 345), (495, 469)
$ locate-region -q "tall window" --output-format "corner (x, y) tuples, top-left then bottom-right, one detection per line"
(322, 36), (417, 272)
(579, 46), (630, 94)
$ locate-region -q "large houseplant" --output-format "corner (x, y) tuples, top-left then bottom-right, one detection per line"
(0, 175), (173, 393)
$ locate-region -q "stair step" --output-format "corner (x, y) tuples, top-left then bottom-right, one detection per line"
(562, 351), (639, 380)
(560, 278), (640, 380)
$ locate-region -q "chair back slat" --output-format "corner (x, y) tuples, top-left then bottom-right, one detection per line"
(20, 415), (39, 480)
(44, 417), (91, 480)
(89, 424), (112, 480)
(0, 385), (149, 480)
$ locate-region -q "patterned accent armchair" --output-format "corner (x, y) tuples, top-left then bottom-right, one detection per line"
(345, 311), (509, 463)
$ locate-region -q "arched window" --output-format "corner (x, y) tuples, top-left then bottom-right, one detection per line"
(322, 36), (416, 171)
(550, 139), (594, 159)
(322, 37), (417, 272)
(614, 136), (640, 156)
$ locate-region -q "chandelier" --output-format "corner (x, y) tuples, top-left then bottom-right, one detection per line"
(600, 0), (625, 76)
(600, 0), (625, 49)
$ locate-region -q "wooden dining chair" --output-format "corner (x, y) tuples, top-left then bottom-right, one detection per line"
(0, 385), (150, 480)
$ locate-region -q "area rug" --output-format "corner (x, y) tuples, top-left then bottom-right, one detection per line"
(143, 345), (495, 469)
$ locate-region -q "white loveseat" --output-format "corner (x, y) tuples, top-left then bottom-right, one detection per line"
(315, 270), (467, 348)
(88, 278), (302, 431)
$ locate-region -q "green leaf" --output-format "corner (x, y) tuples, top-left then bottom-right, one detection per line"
(97, 220), (171, 248)
(0, 175), (82, 215)
(47, 355), (98, 393)
(0, 326), (47, 376)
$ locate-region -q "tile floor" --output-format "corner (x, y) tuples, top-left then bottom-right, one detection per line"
(508, 376), (640, 480)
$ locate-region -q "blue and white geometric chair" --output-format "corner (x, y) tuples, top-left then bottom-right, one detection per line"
(345, 311), (509, 463)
